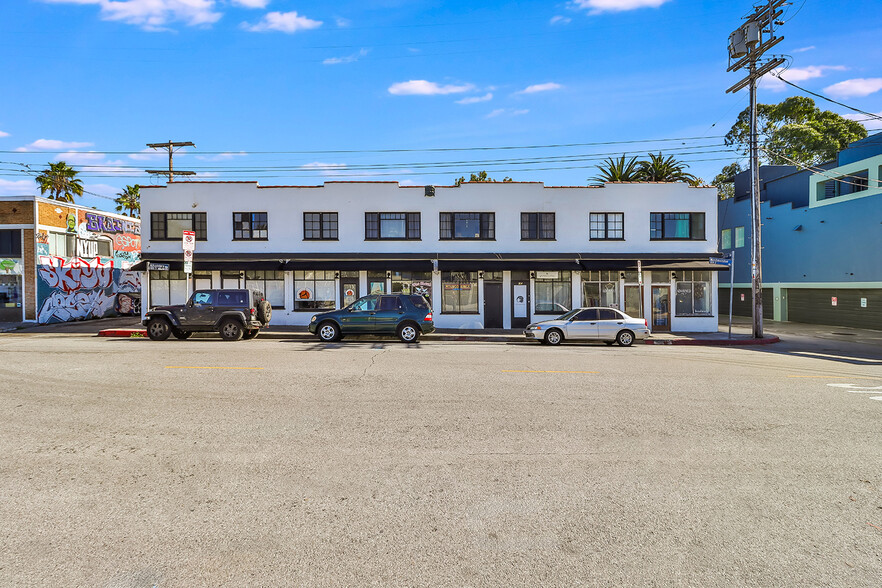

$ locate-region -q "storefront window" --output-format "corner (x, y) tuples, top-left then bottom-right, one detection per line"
(368, 271), (386, 294)
(675, 271), (712, 316)
(221, 270), (242, 289)
(650, 271), (671, 284)
(534, 270), (571, 314)
(582, 270), (619, 308)
(149, 270), (188, 306)
(441, 271), (478, 313)
(246, 270), (285, 308)
(391, 271), (432, 305)
(294, 270), (336, 310)
(193, 271), (213, 291)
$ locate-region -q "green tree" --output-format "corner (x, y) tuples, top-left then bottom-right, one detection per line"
(725, 96), (866, 166)
(35, 161), (84, 203)
(636, 152), (699, 184)
(114, 184), (141, 218)
(712, 162), (743, 200)
(589, 154), (642, 183)
(454, 171), (513, 186)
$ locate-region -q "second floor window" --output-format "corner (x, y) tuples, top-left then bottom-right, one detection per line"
(304, 212), (338, 240)
(521, 212), (555, 240)
(590, 212), (624, 240)
(650, 212), (705, 240)
(365, 212), (420, 240)
(151, 212), (207, 241)
(440, 212), (495, 240)
(233, 212), (268, 240)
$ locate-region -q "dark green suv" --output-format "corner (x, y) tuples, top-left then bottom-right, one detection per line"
(308, 294), (435, 343)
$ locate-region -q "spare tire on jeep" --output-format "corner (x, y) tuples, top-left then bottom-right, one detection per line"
(257, 299), (272, 324)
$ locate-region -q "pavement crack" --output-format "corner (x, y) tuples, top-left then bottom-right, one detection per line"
(360, 348), (387, 379)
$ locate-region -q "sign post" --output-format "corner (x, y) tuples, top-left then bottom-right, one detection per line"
(709, 252), (734, 338)
(182, 230), (195, 300)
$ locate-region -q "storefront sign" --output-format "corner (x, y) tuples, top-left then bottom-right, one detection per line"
(0, 259), (23, 275)
(535, 271), (558, 280)
(344, 288), (355, 297)
(297, 287), (313, 300)
(148, 263), (170, 271)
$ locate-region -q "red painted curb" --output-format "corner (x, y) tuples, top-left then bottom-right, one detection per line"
(645, 336), (780, 346)
(98, 329), (147, 337)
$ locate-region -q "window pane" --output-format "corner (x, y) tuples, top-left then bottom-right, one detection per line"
(721, 229), (731, 249)
(735, 226), (745, 248)
(675, 282), (694, 315)
(691, 213), (705, 240)
(607, 213), (623, 239)
(665, 213), (690, 238)
(166, 215), (191, 239)
(380, 213), (406, 238)
(454, 214), (481, 238)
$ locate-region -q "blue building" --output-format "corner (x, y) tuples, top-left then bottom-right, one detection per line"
(718, 133), (882, 329)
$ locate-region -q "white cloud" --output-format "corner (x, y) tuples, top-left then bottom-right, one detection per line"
(485, 108), (529, 119)
(844, 111), (882, 132)
(388, 80), (475, 96)
(571, 0), (672, 14)
(242, 11), (322, 33)
(761, 65), (847, 92)
(335, 17), (351, 27)
(230, 0), (269, 8)
(0, 178), (35, 196)
(323, 49), (369, 65)
(17, 139), (94, 151)
(792, 46), (815, 53)
(517, 82), (563, 94)
(0, 130), (9, 138)
(128, 148), (168, 161)
(456, 93), (493, 105)
(550, 15), (572, 25)
(824, 78), (882, 99)
(301, 162), (347, 170)
(40, 0), (223, 31)
(55, 151), (107, 165)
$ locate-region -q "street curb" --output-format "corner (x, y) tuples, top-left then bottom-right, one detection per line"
(644, 336), (780, 346)
(97, 328), (779, 346)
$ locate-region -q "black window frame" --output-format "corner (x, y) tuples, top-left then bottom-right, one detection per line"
(589, 212), (625, 240)
(649, 212), (705, 241)
(233, 212), (268, 241)
(365, 212), (421, 240)
(151, 212), (207, 241)
(439, 212), (495, 240)
(520, 212), (555, 241)
(0, 229), (22, 257)
(303, 212), (339, 241)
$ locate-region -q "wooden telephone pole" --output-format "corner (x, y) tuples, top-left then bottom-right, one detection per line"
(145, 140), (196, 182)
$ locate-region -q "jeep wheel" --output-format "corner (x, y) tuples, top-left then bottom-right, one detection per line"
(172, 329), (192, 340)
(318, 321), (340, 342)
(219, 318), (244, 341)
(397, 322), (420, 343)
(242, 329), (259, 340)
(257, 300), (272, 324)
(147, 317), (172, 341)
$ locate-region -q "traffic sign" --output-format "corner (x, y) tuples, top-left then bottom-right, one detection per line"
(184, 261), (193, 274)
(709, 256), (732, 266)
(183, 249), (193, 262)
(182, 230), (196, 251)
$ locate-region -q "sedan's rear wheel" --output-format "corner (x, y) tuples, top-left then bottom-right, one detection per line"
(616, 330), (635, 347)
(398, 322), (420, 343)
(545, 329), (563, 346)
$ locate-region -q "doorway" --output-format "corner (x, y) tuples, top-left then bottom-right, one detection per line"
(510, 271), (530, 329)
(0, 275), (22, 322)
(651, 286), (671, 331)
(483, 279), (503, 328)
(340, 271), (359, 308)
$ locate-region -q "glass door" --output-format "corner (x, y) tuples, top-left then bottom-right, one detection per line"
(340, 271), (359, 308)
(651, 286), (670, 331)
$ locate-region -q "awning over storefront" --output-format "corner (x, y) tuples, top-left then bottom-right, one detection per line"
(132, 252), (726, 273)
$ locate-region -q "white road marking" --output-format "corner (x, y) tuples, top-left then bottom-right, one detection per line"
(795, 352), (882, 363)
(827, 383), (882, 403)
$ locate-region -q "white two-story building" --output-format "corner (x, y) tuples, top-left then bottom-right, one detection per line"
(135, 180), (721, 332)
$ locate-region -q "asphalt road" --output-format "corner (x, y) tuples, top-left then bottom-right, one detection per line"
(1, 333), (880, 587)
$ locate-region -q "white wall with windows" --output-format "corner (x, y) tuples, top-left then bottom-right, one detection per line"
(141, 181), (720, 331)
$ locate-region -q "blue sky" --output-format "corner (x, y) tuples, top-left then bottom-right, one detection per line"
(1, 0), (881, 210)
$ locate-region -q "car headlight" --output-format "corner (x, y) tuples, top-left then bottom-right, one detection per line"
(310, 315), (317, 322)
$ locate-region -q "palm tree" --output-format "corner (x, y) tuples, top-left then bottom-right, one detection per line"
(636, 152), (698, 184)
(35, 161), (84, 202)
(114, 184), (140, 218)
(589, 154), (642, 183)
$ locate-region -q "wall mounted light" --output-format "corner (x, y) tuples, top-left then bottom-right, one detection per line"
(671, 271), (678, 281)
(334, 271), (340, 279)
(386, 271), (391, 278)
(478, 271), (484, 279)
(529, 271), (535, 279)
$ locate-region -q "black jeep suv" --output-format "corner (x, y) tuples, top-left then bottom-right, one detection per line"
(143, 289), (272, 341)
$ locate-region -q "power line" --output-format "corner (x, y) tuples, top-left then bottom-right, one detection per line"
(760, 146), (882, 188)
(773, 75), (882, 121)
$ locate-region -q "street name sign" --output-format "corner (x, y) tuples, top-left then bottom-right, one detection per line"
(709, 257), (732, 267)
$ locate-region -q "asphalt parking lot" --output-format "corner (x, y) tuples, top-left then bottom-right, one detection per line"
(1, 332), (880, 586)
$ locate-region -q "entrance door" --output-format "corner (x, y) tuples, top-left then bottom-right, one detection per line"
(651, 286), (671, 331)
(624, 285), (642, 318)
(511, 272), (530, 329)
(0, 275), (22, 322)
(484, 282), (503, 328)
(340, 278), (359, 308)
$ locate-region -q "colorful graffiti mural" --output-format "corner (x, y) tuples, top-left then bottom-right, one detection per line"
(35, 210), (142, 323)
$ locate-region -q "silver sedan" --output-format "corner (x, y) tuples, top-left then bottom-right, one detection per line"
(523, 307), (651, 346)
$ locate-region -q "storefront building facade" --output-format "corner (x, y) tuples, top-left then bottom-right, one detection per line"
(137, 180), (721, 332)
(0, 196), (141, 323)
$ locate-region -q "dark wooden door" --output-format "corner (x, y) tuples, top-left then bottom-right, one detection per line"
(483, 282), (503, 328)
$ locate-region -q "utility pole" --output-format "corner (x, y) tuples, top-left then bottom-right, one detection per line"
(726, 1), (786, 339)
(145, 140), (196, 182)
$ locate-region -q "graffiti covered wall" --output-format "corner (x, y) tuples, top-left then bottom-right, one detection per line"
(36, 208), (141, 323)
